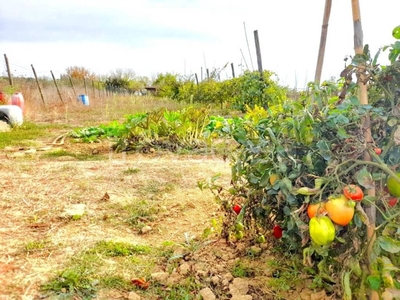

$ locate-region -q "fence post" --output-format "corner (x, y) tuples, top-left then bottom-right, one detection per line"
(68, 75), (77, 99)
(31, 64), (45, 104)
(50, 70), (64, 103)
(4, 54), (13, 86)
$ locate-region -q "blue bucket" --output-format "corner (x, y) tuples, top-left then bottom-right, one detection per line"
(78, 94), (89, 106)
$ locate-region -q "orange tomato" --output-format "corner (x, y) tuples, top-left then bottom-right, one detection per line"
(325, 195), (355, 226)
(307, 202), (327, 219)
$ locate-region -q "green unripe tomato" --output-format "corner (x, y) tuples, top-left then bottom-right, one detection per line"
(235, 222), (244, 231)
(387, 172), (400, 197)
(309, 216), (335, 246)
(235, 230), (244, 240)
(256, 234), (266, 243)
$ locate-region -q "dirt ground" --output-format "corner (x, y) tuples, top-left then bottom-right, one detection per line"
(0, 127), (332, 300)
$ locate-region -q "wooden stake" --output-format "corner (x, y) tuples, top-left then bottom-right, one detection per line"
(92, 80), (95, 100)
(231, 63), (236, 78)
(68, 75), (77, 99)
(351, 1), (378, 300)
(31, 64), (45, 105)
(50, 70), (64, 103)
(194, 73), (199, 85)
(314, 0), (332, 84)
(4, 54), (13, 86)
(253, 30), (264, 79)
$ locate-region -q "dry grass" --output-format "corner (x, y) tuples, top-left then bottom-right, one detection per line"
(0, 141), (232, 298)
(1, 77), (188, 127)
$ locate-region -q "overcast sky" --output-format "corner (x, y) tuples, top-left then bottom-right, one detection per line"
(0, 0), (399, 88)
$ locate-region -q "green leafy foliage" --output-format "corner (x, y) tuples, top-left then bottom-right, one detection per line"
(204, 33), (400, 297)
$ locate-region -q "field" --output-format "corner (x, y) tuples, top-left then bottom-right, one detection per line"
(0, 95), (330, 300)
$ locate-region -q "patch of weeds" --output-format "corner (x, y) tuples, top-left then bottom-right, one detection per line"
(231, 260), (253, 278)
(87, 241), (152, 256)
(202, 217), (223, 239)
(99, 275), (132, 290)
(145, 276), (200, 300)
(122, 167), (140, 175)
(0, 122), (71, 149)
(266, 259), (302, 295)
(123, 200), (159, 228)
(42, 268), (98, 299)
(41, 149), (105, 161)
(23, 239), (48, 253)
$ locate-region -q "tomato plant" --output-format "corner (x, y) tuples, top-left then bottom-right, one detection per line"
(205, 27), (400, 299)
(343, 184), (364, 201)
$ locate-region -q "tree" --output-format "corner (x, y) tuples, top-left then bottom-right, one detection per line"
(64, 66), (96, 80)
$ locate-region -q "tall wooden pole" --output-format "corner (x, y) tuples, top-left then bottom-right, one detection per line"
(231, 63), (236, 78)
(314, 0), (332, 84)
(253, 30), (264, 80)
(4, 54), (13, 86)
(68, 75), (77, 99)
(50, 70), (64, 103)
(31, 64), (45, 104)
(351, 1), (377, 300)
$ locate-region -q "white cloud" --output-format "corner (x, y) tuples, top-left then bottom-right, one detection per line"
(0, 0), (399, 87)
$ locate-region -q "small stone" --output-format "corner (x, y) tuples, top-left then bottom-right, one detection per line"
(127, 291), (141, 300)
(211, 275), (220, 285)
(229, 278), (249, 296)
(310, 290), (328, 300)
(166, 271), (181, 286)
(151, 271), (169, 282)
(179, 262), (191, 275)
(196, 270), (208, 278)
(198, 287), (216, 300)
(140, 225), (152, 234)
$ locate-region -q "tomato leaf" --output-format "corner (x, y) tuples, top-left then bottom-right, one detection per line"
(356, 167), (374, 189)
(382, 222), (400, 237)
(342, 272), (352, 300)
(378, 236), (400, 253)
(367, 274), (382, 291)
(316, 140), (332, 161)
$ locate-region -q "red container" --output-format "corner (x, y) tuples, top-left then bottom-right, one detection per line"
(0, 91), (5, 104)
(9, 92), (25, 114)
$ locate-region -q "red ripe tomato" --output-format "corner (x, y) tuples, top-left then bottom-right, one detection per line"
(374, 148), (382, 155)
(388, 197), (398, 207)
(233, 204), (242, 215)
(343, 185), (364, 201)
(273, 225), (283, 239)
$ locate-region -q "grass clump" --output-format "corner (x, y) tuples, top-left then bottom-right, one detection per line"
(87, 241), (152, 256)
(41, 149), (106, 161)
(0, 122), (70, 149)
(41, 240), (154, 298)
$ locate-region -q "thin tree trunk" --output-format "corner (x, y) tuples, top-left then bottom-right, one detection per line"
(314, 0), (332, 84)
(350, 1), (378, 300)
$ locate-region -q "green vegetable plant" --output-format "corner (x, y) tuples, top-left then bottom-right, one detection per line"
(207, 28), (400, 298)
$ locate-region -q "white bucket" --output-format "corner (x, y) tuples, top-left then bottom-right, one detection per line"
(0, 105), (24, 126)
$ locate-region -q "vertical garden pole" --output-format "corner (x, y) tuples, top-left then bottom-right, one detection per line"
(350, 1), (378, 300)
(314, 0), (332, 84)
